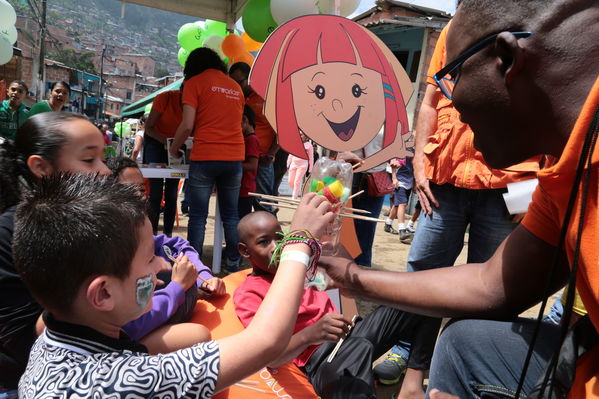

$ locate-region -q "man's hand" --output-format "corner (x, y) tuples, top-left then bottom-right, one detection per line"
(201, 277), (226, 296)
(171, 254), (198, 291)
(318, 245), (363, 293)
(335, 151), (363, 167)
(259, 154), (274, 165)
(412, 157), (439, 215)
(290, 192), (335, 239)
(304, 313), (352, 345)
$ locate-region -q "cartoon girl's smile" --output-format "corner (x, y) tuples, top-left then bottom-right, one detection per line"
(291, 62), (385, 150)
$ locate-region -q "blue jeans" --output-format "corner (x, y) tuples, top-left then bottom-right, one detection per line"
(351, 173), (386, 267)
(252, 162), (275, 213)
(398, 183), (518, 369)
(427, 318), (560, 398)
(187, 161), (242, 263)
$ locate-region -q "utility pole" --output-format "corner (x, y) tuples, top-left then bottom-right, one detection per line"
(37, 0), (47, 101)
(97, 43), (106, 121)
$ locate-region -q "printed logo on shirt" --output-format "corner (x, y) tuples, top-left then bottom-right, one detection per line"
(211, 86), (241, 100)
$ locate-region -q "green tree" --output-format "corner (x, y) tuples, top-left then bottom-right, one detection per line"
(50, 48), (97, 74)
(154, 65), (170, 78)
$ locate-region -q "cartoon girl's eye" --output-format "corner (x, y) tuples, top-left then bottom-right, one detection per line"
(314, 85), (325, 100)
(352, 84), (363, 98)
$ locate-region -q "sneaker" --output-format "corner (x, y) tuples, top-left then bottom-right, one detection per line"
(406, 225), (416, 233)
(399, 229), (413, 244)
(181, 204), (189, 216)
(373, 352), (408, 385)
(384, 224), (399, 235)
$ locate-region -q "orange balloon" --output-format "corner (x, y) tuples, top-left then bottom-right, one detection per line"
(221, 34), (246, 58)
(241, 32), (263, 52)
(231, 51), (255, 67)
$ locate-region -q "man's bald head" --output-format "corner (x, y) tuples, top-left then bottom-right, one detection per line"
(446, 0), (599, 167)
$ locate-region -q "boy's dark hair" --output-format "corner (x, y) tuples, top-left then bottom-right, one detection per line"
(184, 47), (227, 81)
(106, 156), (139, 179)
(229, 62), (251, 78)
(10, 80), (29, 94)
(0, 112), (88, 212)
(243, 104), (256, 129)
(13, 173), (147, 313)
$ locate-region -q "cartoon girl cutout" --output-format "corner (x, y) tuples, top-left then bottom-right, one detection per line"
(250, 14), (414, 172)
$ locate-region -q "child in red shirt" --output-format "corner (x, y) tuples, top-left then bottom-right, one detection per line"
(238, 105), (260, 220)
(233, 211), (427, 399)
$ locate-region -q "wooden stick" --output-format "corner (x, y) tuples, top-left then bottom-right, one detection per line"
(234, 383), (267, 393)
(339, 212), (386, 223)
(347, 190), (364, 200)
(343, 207), (371, 214)
(259, 201), (296, 210)
(327, 315), (358, 362)
(352, 163), (362, 169)
(249, 192), (300, 204)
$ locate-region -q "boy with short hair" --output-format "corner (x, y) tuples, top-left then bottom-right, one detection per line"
(234, 211), (427, 399)
(15, 173), (335, 397)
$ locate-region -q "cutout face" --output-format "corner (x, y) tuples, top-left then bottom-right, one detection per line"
(291, 62), (385, 151)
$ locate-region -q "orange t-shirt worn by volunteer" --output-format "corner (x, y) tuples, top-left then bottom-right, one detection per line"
(424, 24), (539, 189)
(182, 69), (245, 161)
(245, 92), (276, 155)
(152, 90), (182, 138)
(521, 77), (599, 398)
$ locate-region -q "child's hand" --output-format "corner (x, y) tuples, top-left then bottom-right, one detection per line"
(305, 313), (352, 345)
(200, 277), (226, 296)
(290, 192), (335, 239)
(171, 254), (197, 291)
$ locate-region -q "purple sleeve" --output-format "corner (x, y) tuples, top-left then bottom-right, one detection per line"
(122, 281), (185, 340)
(154, 234), (213, 286)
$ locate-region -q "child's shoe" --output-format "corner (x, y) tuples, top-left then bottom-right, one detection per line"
(373, 352), (408, 385)
(384, 224), (399, 235)
(399, 229), (413, 244)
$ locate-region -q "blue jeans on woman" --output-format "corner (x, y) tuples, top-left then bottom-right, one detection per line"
(396, 183), (518, 370)
(351, 173), (386, 267)
(187, 161), (242, 265)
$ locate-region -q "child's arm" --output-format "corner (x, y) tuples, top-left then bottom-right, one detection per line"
(242, 155), (258, 173)
(122, 255), (197, 341)
(214, 193), (335, 392)
(269, 313), (351, 368)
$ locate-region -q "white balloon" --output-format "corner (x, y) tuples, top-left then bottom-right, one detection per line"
(270, 0), (319, 25)
(0, 25), (17, 45)
(0, 35), (13, 65)
(317, 0), (361, 17)
(0, 0), (16, 30)
(202, 35), (225, 59)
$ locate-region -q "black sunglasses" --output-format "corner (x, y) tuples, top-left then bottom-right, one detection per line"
(433, 31), (533, 100)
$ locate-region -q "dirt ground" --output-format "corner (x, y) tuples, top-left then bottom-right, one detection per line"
(168, 194), (559, 398)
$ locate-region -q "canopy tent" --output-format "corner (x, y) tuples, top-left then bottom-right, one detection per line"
(121, 0), (250, 25)
(120, 78), (182, 118)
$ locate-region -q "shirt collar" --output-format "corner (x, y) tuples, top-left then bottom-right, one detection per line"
(43, 311), (148, 355)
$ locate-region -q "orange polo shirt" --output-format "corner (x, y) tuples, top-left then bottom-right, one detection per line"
(152, 90), (182, 138)
(245, 92), (276, 155)
(522, 77), (599, 398)
(424, 24), (539, 189)
(182, 69), (245, 161)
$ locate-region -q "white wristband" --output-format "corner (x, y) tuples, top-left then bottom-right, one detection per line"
(280, 250), (311, 268)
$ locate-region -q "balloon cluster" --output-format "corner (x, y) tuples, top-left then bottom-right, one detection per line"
(0, 0), (17, 65)
(308, 158), (353, 206)
(241, 0), (361, 43)
(177, 19), (259, 68)
(114, 122), (131, 138)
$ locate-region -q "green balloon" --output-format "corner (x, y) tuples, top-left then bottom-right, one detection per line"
(144, 103), (153, 115)
(177, 47), (189, 67)
(204, 19), (227, 38)
(178, 22), (206, 51)
(242, 0), (278, 43)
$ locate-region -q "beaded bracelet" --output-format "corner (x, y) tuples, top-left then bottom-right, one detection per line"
(270, 230), (322, 281)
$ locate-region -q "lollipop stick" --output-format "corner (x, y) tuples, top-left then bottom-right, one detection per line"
(347, 190), (364, 200)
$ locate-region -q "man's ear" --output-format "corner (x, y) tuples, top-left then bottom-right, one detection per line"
(86, 276), (116, 311)
(238, 242), (250, 258)
(495, 32), (526, 86)
(26, 155), (54, 178)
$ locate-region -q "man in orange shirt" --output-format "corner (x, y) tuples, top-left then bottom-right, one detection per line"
(229, 62), (280, 214)
(320, 0), (599, 398)
(374, 19), (540, 397)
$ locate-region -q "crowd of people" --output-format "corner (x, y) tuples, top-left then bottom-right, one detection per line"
(0, 0), (597, 397)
